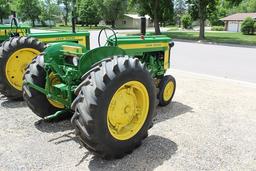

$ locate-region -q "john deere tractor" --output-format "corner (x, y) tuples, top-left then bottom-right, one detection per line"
(0, 14), (89, 99)
(22, 20), (176, 158)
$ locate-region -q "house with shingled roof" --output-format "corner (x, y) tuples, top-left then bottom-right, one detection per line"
(220, 13), (256, 32)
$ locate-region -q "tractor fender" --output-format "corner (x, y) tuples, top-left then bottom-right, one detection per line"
(79, 46), (126, 75)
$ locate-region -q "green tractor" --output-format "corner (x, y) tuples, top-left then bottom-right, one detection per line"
(22, 24), (176, 158)
(0, 17), (89, 99)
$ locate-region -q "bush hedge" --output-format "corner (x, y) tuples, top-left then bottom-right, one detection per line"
(241, 17), (255, 35)
(181, 14), (192, 29)
(211, 26), (225, 31)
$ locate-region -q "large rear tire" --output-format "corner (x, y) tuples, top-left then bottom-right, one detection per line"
(71, 56), (156, 159)
(23, 55), (65, 118)
(0, 37), (45, 99)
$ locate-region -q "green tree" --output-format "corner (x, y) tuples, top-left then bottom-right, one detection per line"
(181, 13), (192, 29)
(254, 22), (256, 33)
(208, 6), (226, 26)
(127, 0), (139, 13)
(40, 0), (61, 27)
(174, 0), (187, 27)
(79, 0), (101, 26)
(58, 0), (72, 26)
(241, 17), (255, 35)
(187, 0), (218, 40)
(17, 0), (41, 27)
(187, 0), (242, 40)
(227, 0), (256, 13)
(131, 0), (174, 35)
(160, 0), (174, 26)
(96, 0), (128, 28)
(226, 0), (243, 5)
(0, 0), (11, 24)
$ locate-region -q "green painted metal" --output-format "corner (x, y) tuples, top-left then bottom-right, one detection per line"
(41, 42), (87, 107)
(0, 24), (30, 29)
(115, 35), (171, 56)
(123, 47), (166, 56)
(116, 35), (171, 44)
(140, 53), (165, 77)
(79, 46), (126, 74)
(0, 23), (90, 47)
(28, 32), (90, 38)
(26, 34), (172, 111)
(0, 24), (31, 42)
(28, 32), (90, 47)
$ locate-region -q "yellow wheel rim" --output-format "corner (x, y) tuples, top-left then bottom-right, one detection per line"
(107, 81), (149, 140)
(163, 81), (175, 102)
(47, 73), (65, 109)
(5, 48), (40, 91)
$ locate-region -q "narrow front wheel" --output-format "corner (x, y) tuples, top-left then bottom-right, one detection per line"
(158, 75), (176, 106)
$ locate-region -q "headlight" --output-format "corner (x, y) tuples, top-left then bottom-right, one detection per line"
(72, 57), (79, 66)
(64, 55), (79, 66)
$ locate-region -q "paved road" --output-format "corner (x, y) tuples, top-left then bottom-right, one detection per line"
(171, 41), (256, 83)
(81, 29), (256, 84)
(1, 70), (256, 170)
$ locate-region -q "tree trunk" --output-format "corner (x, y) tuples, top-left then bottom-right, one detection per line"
(0, 17), (3, 24)
(64, 14), (68, 26)
(199, 18), (205, 40)
(64, 3), (69, 26)
(153, 0), (161, 35)
(198, 0), (205, 40)
(111, 20), (115, 28)
(154, 18), (161, 35)
(32, 20), (35, 27)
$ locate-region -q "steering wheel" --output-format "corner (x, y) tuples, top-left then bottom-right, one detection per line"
(98, 27), (117, 47)
(10, 17), (20, 37)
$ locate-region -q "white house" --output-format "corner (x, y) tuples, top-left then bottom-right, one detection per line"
(115, 14), (153, 29)
(220, 13), (256, 32)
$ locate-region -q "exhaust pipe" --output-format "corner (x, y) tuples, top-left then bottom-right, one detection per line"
(72, 16), (76, 33)
(141, 16), (146, 35)
(71, 0), (76, 33)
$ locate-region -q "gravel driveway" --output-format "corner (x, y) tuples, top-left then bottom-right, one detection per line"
(0, 69), (256, 171)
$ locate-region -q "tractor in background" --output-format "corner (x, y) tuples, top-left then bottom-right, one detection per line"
(23, 15), (176, 158)
(0, 11), (89, 99)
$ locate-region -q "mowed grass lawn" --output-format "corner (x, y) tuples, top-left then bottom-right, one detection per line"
(165, 31), (256, 46)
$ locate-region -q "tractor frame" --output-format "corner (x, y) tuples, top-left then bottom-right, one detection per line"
(24, 33), (173, 115)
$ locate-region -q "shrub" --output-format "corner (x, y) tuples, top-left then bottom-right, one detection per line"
(254, 22), (256, 33)
(181, 14), (192, 29)
(211, 26), (225, 31)
(241, 17), (255, 35)
(79, 0), (101, 27)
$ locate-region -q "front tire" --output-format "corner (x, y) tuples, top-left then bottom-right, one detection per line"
(71, 56), (156, 159)
(158, 75), (176, 106)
